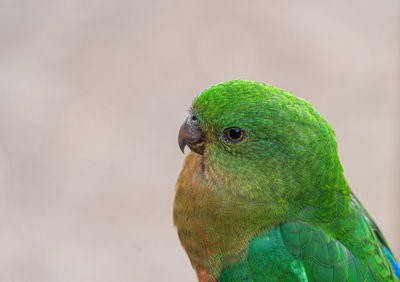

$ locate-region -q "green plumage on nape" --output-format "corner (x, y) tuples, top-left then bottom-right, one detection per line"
(174, 80), (399, 282)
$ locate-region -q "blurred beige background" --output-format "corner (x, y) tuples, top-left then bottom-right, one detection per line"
(0, 0), (399, 281)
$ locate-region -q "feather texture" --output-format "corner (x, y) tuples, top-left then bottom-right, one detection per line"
(174, 80), (399, 281)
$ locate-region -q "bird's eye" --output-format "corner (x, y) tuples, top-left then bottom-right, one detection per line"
(224, 127), (246, 143)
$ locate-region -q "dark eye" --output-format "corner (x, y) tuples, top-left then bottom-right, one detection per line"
(224, 127), (247, 143)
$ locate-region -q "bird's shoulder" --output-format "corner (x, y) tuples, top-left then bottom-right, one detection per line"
(219, 220), (384, 281)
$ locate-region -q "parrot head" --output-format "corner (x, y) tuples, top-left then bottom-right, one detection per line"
(177, 80), (347, 223)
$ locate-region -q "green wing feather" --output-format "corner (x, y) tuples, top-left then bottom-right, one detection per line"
(219, 198), (398, 281)
(350, 192), (392, 253)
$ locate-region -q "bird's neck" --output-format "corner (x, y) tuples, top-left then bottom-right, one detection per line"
(174, 153), (270, 280)
(174, 152), (354, 280)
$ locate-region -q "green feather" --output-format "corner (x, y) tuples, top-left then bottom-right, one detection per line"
(174, 80), (398, 281)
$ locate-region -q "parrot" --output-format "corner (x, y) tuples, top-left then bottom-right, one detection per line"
(174, 80), (400, 282)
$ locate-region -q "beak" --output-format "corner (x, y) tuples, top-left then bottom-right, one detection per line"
(178, 114), (205, 155)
